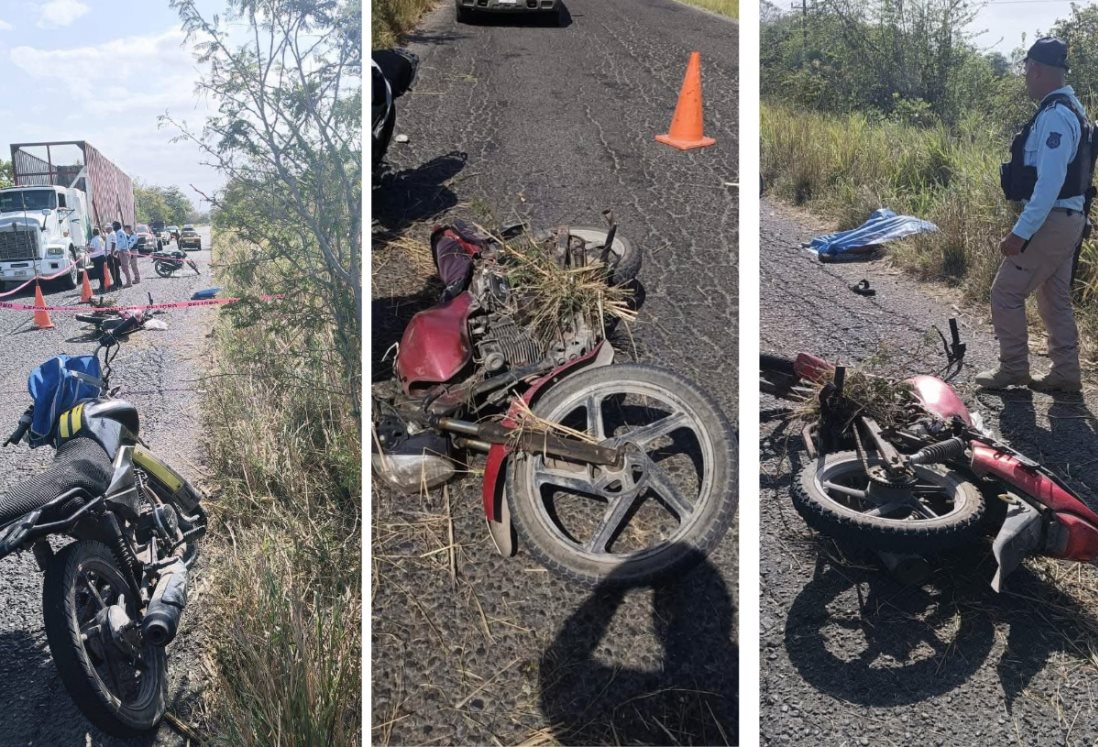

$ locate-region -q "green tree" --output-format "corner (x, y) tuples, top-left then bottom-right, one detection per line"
(0, 160), (11, 189)
(167, 0), (361, 395)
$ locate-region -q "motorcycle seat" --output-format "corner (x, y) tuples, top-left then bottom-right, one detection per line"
(0, 436), (113, 526)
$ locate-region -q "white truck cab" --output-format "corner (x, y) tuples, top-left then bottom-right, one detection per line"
(0, 185), (90, 290)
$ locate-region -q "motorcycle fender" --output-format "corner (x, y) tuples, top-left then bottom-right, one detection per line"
(907, 374), (972, 425)
(133, 448), (205, 515)
(479, 341), (613, 550)
(990, 497), (1042, 592)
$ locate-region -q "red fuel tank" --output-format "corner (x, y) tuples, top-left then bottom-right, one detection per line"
(395, 293), (475, 393)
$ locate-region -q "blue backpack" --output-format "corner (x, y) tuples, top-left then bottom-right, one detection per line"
(27, 355), (103, 448)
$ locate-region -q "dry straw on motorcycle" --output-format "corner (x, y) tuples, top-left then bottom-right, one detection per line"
(793, 365), (918, 430)
(497, 231), (637, 347)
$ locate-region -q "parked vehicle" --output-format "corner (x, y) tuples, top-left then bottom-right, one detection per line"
(372, 218), (736, 585)
(134, 224), (161, 254)
(151, 249), (199, 278)
(455, 0), (562, 25)
(167, 226), (179, 243)
(760, 320), (1098, 590)
(2, 142), (133, 291)
(0, 317), (207, 736)
(178, 226), (201, 251)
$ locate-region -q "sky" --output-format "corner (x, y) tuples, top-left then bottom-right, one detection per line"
(967, 0), (1083, 56)
(0, 0), (227, 209)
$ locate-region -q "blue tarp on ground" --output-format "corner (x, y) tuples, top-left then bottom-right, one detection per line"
(808, 209), (938, 257)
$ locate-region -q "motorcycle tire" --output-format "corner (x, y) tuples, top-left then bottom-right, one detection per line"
(507, 363), (736, 587)
(565, 227), (642, 286)
(793, 451), (985, 554)
(154, 261), (175, 278)
(43, 540), (168, 737)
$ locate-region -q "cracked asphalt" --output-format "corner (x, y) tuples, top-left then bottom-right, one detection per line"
(372, 1), (738, 743)
(0, 228), (215, 746)
(759, 198), (1098, 746)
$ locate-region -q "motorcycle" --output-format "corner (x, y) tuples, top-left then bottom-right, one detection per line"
(760, 319), (1098, 590)
(372, 49), (418, 171)
(372, 217), (736, 586)
(0, 315), (207, 736)
(151, 249), (200, 278)
(76, 293), (163, 336)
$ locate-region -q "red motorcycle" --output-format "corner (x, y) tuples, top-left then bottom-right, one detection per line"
(373, 219), (736, 585)
(761, 320), (1098, 590)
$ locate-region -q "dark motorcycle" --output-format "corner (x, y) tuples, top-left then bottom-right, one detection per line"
(151, 249), (200, 278)
(761, 320), (1098, 590)
(373, 218), (736, 586)
(372, 49), (418, 170)
(0, 316), (207, 735)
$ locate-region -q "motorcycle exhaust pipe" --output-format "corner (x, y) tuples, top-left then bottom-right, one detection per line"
(142, 559), (188, 647)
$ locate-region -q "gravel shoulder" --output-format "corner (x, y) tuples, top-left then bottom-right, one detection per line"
(372, 1), (739, 743)
(0, 228), (216, 746)
(759, 198), (1098, 746)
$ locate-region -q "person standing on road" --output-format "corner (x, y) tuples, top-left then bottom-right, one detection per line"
(87, 227), (107, 293)
(977, 37), (1095, 393)
(121, 224), (141, 287)
(108, 221), (124, 292)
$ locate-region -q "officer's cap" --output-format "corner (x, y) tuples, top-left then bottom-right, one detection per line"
(1025, 37), (1069, 72)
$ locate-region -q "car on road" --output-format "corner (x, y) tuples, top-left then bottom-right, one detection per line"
(134, 223), (161, 254)
(455, 0), (562, 25)
(168, 225), (180, 242)
(178, 225), (202, 251)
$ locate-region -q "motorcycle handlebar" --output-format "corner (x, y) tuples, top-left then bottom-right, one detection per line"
(4, 407), (33, 447)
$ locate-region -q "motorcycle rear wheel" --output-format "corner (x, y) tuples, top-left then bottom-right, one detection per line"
(507, 363), (736, 586)
(43, 540), (167, 737)
(793, 451), (985, 553)
(564, 226), (642, 286)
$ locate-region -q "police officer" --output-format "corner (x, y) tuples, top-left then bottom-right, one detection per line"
(107, 221), (125, 292)
(977, 37), (1092, 393)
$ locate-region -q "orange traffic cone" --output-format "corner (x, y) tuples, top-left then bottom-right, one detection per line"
(102, 262), (113, 292)
(656, 51), (716, 151)
(32, 282), (54, 330)
(79, 268), (93, 303)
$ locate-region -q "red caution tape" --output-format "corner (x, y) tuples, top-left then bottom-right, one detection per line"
(0, 294), (282, 314)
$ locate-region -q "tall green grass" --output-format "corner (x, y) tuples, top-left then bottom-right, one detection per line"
(676, 0), (738, 19)
(763, 103), (1098, 305)
(201, 235), (361, 746)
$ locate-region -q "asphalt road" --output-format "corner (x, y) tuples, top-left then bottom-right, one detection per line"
(759, 199), (1098, 745)
(0, 227), (215, 746)
(372, 1), (738, 743)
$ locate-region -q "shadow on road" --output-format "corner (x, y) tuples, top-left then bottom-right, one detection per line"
(539, 547), (737, 746)
(0, 630), (158, 746)
(370, 283), (444, 382)
(373, 151), (468, 235)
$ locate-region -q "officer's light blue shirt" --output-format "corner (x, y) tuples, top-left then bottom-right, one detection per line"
(1012, 85), (1087, 240)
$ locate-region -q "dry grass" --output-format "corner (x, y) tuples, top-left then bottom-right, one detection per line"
(500, 232), (636, 349)
(675, 0), (738, 19)
(373, 0), (438, 47)
(199, 234), (361, 745)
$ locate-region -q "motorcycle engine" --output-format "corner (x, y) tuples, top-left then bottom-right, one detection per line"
(467, 256), (600, 371)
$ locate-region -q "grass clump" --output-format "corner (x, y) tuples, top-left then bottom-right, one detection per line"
(501, 233), (636, 349)
(373, 0), (437, 47)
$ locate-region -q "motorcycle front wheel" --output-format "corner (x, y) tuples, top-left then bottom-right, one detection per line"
(43, 540), (167, 737)
(153, 261), (175, 278)
(507, 363), (736, 586)
(793, 451), (985, 553)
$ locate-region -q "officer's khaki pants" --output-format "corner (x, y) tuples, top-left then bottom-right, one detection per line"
(990, 209), (1085, 380)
